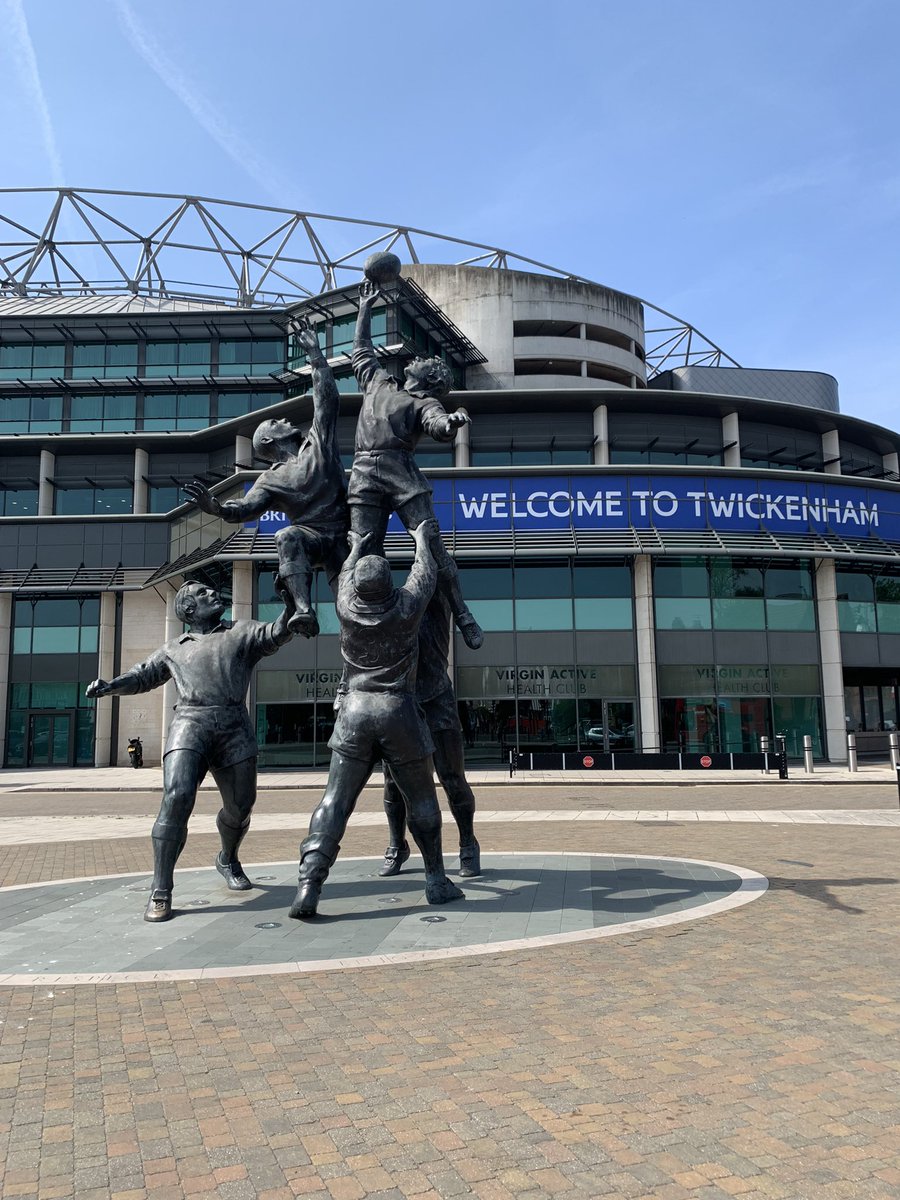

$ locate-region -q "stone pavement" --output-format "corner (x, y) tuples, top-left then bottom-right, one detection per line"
(2, 761), (898, 793)
(0, 777), (898, 1198)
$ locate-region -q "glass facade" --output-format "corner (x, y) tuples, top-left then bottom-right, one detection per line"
(836, 568), (900, 634)
(0, 390), (283, 433)
(6, 598), (100, 767)
(654, 558), (816, 632)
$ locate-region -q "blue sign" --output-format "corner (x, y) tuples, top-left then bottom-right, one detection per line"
(252, 473), (900, 542)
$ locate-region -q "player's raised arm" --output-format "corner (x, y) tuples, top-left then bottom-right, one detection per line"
(351, 280), (385, 391)
(288, 316), (340, 446)
(401, 519), (439, 618)
(184, 478), (275, 523)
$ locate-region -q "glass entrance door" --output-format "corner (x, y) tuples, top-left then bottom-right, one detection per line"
(27, 711), (75, 767)
(579, 699), (636, 752)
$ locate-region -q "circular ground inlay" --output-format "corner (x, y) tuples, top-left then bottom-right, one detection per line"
(0, 854), (767, 986)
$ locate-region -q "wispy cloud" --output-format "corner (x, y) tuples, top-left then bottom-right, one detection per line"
(0, 0), (64, 183)
(112, 0), (300, 205)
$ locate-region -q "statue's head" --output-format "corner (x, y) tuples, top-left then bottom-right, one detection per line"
(403, 356), (453, 398)
(252, 417), (303, 463)
(353, 555), (394, 602)
(174, 582), (226, 625)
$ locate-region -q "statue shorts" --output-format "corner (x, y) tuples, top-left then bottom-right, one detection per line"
(165, 704), (258, 768)
(328, 692), (435, 765)
(347, 449), (432, 510)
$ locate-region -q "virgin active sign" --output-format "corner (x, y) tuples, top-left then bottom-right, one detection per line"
(254, 473), (900, 540)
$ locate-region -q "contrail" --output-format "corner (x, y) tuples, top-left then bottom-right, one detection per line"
(112, 0), (300, 205)
(1, 0), (65, 183)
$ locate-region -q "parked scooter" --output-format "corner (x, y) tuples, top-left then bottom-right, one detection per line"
(127, 737), (143, 768)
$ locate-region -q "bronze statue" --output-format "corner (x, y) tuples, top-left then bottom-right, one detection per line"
(380, 584), (480, 878)
(185, 317), (347, 638)
(86, 582), (294, 922)
(348, 281), (483, 649)
(289, 521), (465, 918)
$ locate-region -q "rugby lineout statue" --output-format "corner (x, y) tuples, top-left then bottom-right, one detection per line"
(290, 521), (465, 918)
(184, 317), (348, 637)
(380, 582), (480, 879)
(348, 272), (484, 650)
(86, 581), (295, 922)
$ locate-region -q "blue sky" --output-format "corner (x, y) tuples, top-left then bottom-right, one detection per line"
(1, 0), (898, 426)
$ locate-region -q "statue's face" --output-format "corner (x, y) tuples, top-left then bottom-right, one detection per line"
(264, 417), (302, 442)
(189, 586), (226, 622)
(403, 359), (430, 393)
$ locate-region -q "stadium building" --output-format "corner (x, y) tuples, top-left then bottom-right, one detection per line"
(2, 189), (899, 769)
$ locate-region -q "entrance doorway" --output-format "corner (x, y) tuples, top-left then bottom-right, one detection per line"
(27, 710), (75, 767)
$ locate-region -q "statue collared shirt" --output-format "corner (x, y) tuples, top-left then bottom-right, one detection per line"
(118, 620), (285, 707)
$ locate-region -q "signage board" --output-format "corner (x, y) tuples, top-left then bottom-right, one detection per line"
(250, 473), (900, 541)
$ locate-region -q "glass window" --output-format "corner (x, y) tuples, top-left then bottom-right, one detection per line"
(574, 598), (632, 629)
(654, 558), (709, 597)
(55, 487), (132, 516)
(216, 392), (281, 422)
(27, 396), (64, 433)
(514, 565), (570, 597)
(712, 598), (766, 630)
(765, 565), (813, 599)
(460, 566), (513, 599)
(468, 599), (514, 630)
(710, 563), (763, 598)
(0, 488), (38, 516)
(148, 485), (183, 513)
(773, 696), (823, 757)
(573, 563), (631, 597)
(835, 572), (875, 602)
(218, 339), (284, 376)
(71, 342), (138, 378)
(514, 598), (573, 630)
(844, 686), (862, 732)
(765, 599), (816, 631)
(70, 393), (136, 432)
(144, 393), (211, 430)
(661, 697), (720, 753)
(655, 596), (712, 630)
(145, 341), (210, 377)
(0, 342), (65, 379)
(877, 603), (900, 633)
(838, 601), (876, 633)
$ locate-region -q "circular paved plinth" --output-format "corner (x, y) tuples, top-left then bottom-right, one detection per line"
(0, 854), (767, 986)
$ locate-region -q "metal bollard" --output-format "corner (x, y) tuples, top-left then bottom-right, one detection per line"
(847, 731), (858, 773)
(803, 734), (814, 774)
(760, 735), (771, 775)
(890, 731), (900, 772)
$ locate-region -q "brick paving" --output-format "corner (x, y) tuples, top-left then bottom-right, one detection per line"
(0, 781), (898, 1198)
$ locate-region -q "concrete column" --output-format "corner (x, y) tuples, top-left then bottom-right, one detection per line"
(454, 418), (470, 468)
(0, 593), (11, 766)
(822, 429), (841, 474)
(633, 555), (660, 752)
(235, 434), (253, 469)
(38, 449), (55, 516)
(883, 451), (899, 478)
(133, 448), (149, 515)
(93, 591), (117, 767)
(231, 560), (253, 623)
(722, 412), (741, 468)
(161, 585), (181, 746)
(815, 558), (846, 761)
(592, 404), (609, 465)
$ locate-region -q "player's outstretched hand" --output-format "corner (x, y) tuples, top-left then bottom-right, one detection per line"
(287, 316), (321, 355)
(184, 481), (222, 515)
(86, 679), (112, 698)
(347, 530), (374, 552)
(358, 280), (381, 304)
